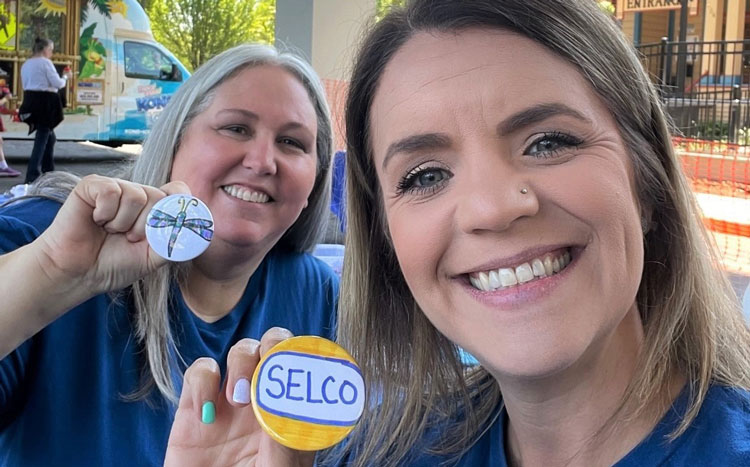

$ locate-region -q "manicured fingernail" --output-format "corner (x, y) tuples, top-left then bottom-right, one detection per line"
(201, 401), (215, 424)
(232, 378), (251, 404)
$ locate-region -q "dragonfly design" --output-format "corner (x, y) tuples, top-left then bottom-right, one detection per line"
(147, 197), (213, 258)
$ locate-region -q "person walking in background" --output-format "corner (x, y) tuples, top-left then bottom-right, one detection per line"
(19, 37), (71, 184)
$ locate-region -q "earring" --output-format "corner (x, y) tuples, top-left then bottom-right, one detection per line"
(520, 187), (528, 195)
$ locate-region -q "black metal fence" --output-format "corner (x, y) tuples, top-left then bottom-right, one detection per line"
(637, 39), (750, 144)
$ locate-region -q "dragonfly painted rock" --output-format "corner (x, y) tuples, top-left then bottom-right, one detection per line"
(146, 195), (214, 261)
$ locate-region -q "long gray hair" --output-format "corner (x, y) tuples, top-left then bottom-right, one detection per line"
(336, 0), (750, 465)
(27, 43), (333, 402)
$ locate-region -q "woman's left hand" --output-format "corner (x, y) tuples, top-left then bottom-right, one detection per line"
(165, 328), (316, 467)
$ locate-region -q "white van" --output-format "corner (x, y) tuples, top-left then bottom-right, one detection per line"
(0, 0), (190, 144)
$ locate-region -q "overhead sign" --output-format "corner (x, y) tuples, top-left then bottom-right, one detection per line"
(619, 0), (699, 14)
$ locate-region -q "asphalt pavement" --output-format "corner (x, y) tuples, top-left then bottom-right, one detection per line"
(0, 138), (139, 193)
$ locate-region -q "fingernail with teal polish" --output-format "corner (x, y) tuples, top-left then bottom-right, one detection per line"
(201, 401), (215, 424)
(232, 378), (251, 404)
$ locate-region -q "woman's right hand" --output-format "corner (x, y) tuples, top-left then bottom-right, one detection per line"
(165, 328), (316, 467)
(34, 174), (189, 295)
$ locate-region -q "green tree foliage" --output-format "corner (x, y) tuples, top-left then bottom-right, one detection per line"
(135, 0), (154, 11)
(147, 0), (275, 71)
(376, 0), (405, 20)
(598, 1), (616, 15)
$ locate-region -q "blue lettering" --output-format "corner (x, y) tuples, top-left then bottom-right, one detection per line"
(322, 376), (338, 404)
(286, 368), (304, 401)
(136, 95), (172, 112)
(265, 364), (285, 399)
(306, 371), (323, 404)
(339, 380), (357, 405)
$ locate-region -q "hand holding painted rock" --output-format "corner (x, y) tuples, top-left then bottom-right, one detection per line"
(34, 175), (190, 296)
(165, 330), (364, 466)
(145, 194), (213, 262)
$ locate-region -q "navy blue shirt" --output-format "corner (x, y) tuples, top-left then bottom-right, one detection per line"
(0, 198), (339, 466)
(408, 385), (750, 466)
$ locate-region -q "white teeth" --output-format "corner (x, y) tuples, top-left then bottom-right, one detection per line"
(478, 272), (490, 291)
(531, 258), (546, 278)
(488, 270), (501, 289)
(469, 250), (572, 292)
(499, 268), (518, 287)
(515, 263), (534, 283)
(223, 185), (270, 203)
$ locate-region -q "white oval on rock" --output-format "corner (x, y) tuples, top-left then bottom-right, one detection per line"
(256, 351), (365, 426)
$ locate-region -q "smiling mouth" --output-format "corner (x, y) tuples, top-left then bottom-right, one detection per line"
(468, 248), (572, 292)
(222, 185), (272, 203)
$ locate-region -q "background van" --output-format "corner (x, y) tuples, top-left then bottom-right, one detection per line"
(0, 0), (189, 144)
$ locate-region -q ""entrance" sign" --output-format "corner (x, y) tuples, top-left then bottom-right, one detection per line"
(620, 0), (698, 14)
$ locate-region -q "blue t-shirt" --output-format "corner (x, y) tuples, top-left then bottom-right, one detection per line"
(407, 384), (750, 466)
(0, 198), (339, 466)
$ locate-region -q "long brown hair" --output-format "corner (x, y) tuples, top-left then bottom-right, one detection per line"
(336, 0), (750, 465)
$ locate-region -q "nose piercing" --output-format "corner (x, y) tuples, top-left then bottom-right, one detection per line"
(520, 187), (528, 194)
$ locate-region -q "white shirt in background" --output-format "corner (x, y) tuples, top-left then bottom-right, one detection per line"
(21, 57), (67, 92)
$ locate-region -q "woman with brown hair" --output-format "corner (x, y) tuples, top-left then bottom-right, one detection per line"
(168, 1), (750, 465)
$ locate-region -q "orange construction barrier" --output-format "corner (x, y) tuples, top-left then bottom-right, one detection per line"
(674, 137), (750, 275)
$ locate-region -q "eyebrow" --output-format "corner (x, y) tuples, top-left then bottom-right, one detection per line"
(217, 108), (259, 119)
(382, 133), (451, 171)
(496, 102), (591, 136)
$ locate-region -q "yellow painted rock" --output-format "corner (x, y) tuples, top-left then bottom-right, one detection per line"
(251, 336), (365, 451)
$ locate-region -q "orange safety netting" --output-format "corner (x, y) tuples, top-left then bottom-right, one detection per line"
(674, 137), (750, 275)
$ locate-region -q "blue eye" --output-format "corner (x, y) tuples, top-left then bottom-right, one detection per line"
(525, 132), (582, 158)
(396, 164), (452, 196)
(416, 169), (447, 186)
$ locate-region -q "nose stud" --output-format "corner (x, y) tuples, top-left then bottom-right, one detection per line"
(520, 187), (528, 194)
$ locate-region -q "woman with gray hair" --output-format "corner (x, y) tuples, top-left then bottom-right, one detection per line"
(0, 43), (336, 466)
(167, 0), (750, 465)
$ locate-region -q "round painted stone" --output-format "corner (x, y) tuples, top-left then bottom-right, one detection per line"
(251, 336), (365, 451)
(145, 194), (214, 262)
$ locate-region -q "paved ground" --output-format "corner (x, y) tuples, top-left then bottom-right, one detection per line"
(0, 139), (139, 193)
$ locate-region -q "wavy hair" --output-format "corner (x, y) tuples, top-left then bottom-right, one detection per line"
(336, 0), (750, 465)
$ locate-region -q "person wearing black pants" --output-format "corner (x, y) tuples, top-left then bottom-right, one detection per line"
(19, 37), (71, 184)
(26, 125), (56, 182)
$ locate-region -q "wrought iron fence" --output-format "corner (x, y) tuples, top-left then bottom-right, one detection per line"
(637, 39), (750, 275)
(637, 38), (750, 143)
